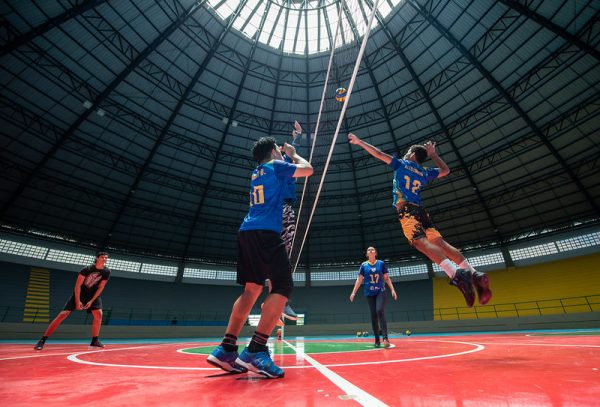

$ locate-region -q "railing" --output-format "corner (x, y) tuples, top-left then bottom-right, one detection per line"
(434, 294), (600, 321)
(1, 295), (598, 325)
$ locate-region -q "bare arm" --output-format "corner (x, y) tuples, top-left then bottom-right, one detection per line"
(83, 280), (108, 309)
(424, 141), (449, 178)
(292, 120), (302, 145)
(348, 133), (392, 165)
(383, 274), (397, 300)
(74, 274), (85, 309)
(282, 143), (313, 178)
(349, 275), (364, 302)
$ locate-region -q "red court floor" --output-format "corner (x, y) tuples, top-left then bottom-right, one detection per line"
(1, 331), (599, 406)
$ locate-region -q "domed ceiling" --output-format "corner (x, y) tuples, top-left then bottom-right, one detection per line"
(1, 0), (599, 266)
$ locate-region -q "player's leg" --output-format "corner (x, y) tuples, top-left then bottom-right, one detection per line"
(34, 310), (71, 350)
(209, 231), (264, 373)
(236, 231), (291, 378)
(227, 283), (263, 336)
(429, 235), (492, 305)
(375, 293), (390, 348)
(366, 295), (380, 347)
(281, 202), (296, 257)
(413, 237), (475, 307)
(397, 205), (475, 307)
(208, 282), (261, 373)
(89, 309), (105, 348)
(280, 202), (298, 320)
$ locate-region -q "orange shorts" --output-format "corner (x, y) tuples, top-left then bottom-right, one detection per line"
(397, 203), (442, 244)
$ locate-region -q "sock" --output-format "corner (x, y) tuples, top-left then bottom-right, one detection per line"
(438, 259), (457, 278)
(40, 336), (48, 342)
(92, 336), (99, 342)
(248, 331), (269, 353)
(458, 259), (475, 273)
(221, 333), (238, 352)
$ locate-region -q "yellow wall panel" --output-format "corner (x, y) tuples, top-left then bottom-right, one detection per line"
(433, 253), (600, 320)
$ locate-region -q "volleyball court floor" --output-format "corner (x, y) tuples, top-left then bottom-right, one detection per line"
(1, 329), (599, 406)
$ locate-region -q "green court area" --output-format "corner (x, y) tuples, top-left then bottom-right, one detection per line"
(183, 341), (382, 355)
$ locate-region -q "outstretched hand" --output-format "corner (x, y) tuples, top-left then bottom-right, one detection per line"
(293, 120), (302, 138)
(348, 133), (360, 145)
(424, 140), (437, 156)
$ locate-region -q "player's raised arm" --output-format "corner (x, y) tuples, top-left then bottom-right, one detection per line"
(424, 140), (449, 177)
(282, 143), (313, 178)
(348, 133), (392, 165)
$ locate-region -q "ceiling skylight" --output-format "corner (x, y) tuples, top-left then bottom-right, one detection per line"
(207, 0), (401, 54)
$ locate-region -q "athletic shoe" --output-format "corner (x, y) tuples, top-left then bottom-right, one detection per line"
(382, 338), (391, 348)
(34, 340), (45, 350)
(207, 345), (248, 373)
(374, 340), (381, 348)
(89, 339), (105, 348)
(282, 304), (298, 321)
(449, 269), (475, 308)
(236, 347), (284, 379)
(472, 270), (492, 305)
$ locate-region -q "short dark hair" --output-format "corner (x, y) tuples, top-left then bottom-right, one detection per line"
(96, 251), (109, 258)
(252, 137), (277, 162)
(408, 145), (427, 164)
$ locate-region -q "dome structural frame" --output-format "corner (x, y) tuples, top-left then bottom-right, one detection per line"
(1, 0), (598, 268)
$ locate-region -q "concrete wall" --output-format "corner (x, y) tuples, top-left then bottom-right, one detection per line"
(2, 312), (598, 340)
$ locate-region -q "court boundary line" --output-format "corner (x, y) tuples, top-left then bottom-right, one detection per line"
(64, 339), (484, 370)
(283, 338), (388, 407)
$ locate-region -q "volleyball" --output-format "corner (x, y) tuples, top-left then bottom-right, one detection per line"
(335, 87), (347, 102)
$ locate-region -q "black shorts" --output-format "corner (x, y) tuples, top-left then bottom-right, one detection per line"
(237, 230), (292, 287)
(63, 295), (102, 313)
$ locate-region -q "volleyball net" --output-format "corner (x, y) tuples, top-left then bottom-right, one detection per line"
(291, 0), (382, 272)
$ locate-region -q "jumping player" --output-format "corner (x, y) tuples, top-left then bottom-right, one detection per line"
(348, 133), (492, 307)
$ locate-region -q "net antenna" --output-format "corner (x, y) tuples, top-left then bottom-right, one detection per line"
(292, 0), (382, 273)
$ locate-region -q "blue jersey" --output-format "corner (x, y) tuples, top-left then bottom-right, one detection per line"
(282, 137), (301, 201)
(389, 156), (439, 207)
(359, 260), (388, 297)
(239, 160), (297, 233)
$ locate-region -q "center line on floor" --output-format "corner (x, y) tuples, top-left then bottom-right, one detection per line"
(283, 339), (388, 407)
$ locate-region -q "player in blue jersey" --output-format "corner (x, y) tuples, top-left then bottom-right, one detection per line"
(350, 246), (397, 348)
(265, 121), (303, 321)
(208, 136), (313, 379)
(348, 133), (492, 308)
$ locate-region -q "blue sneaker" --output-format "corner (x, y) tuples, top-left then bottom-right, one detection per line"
(235, 347), (284, 379)
(207, 345), (247, 373)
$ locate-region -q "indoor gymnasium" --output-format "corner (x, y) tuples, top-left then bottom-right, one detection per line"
(1, 0), (599, 406)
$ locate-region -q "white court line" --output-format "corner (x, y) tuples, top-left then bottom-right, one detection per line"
(0, 344), (159, 362)
(324, 340), (485, 368)
(470, 341), (600, 348)
(283, 339), (388, 407)
(67, 340), (485, 371)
